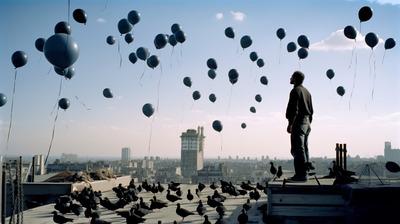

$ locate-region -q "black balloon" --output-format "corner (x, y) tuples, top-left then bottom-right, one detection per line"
(207, 58), (217, 70)
(106, 36), (116, 45)
(118, 18), (133, 35)
(260, 76), (268, 85)
(125, 33), (134, 44)
(344, 26), (357, 40)
(240, 35), (252, 49)
(183, 77), (192, 88)
(228, 69), (239, 85)
(192, 91), (201, 100)
(209, 94), (216, 103)
(154, 33), (168, 49)
(73, 9), (88, 24)
(35, 38), (46, 52)
(225, 27), (235, 39)
(365, 32), (379, 49)
(326, 69), (335, 80)
(171, 23), (182, 34)
(59, 98), (70, 110)
(208, 69), (217, 80)
(142, 103), (155, 118)
(128, 10), (141, 25)
(359, 6), (373, 22)
(212, 120), (223, 132)
(11, 51), (28, 68)
(287, 42), (297, 53)
(103, 88), (113, 98)
(175, 30), (186, 43)
(129, 52), (138, 64)
(384, 38), (396, 50)
(249, 52), (258, 62)
(54, 21), (71, 34)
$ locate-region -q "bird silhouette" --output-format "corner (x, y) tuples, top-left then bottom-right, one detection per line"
(237, 209), (248, 224)
(210, 182), (219, 190)
(276, 166), (283, 178)
(69, 201), (83, 217)
(243, 198), (252, 211)
(166, 189), (182, 203)
(249, 189), (261, 202)
(207, 196), (223, 208)
(157, 182), (165, 194)
(186, 189), (194, 202)
(176, 203), (195, 221)
(52, 211), (73, 224)
(216, 204), (227, 217)
(198, 182), (206, 192)
(176, 187), (183, 197)
(196, 200), (207, 217)
(150, 197), (168, 210)
(270, 162), (277, 177)
(203, 214), (211, 224)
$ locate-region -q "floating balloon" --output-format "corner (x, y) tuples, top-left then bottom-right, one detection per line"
(106, 35), (116, 45)
(58, 98), (70, 110)
(359, 6), (373, 22)
(344, 26), (357, 40)
(326, 69), (335, 80)
(208, 69), (217, 80)
(175, 30), (186, 43)
(207, 58), (217, 70)
(241, 123), (247, 129)
(54, 21), (71, 34)
(249, 52), (258, 62)
(73, 9), (88, 24)
(147, 55), (160, 69)
(255, 94), (262, 103)
(154, 33), (168, 49)
(337, 86), (345, 96)
(384, 38), (396, 50)
(260, 76), (268, 85)
(228, 69), (239, 85)
(225, 27), (235, 39)
(103, 88), (113, 98)
(192, 91), (201, 100)
(365, 32), (379, 49)
(276, 28), (286, 40)
(136, 47), (150, 61)
(256, 58), (265, 68)
(54, 66), (67, 76)
(35, 38), (46, 52)
(44, 33), (79, 69)
(171, 23), (182, 34)
(287, 42), (297, 53)
(297, 35), (309, 49)
(11, 51), (28, 68)
(183, 77), (192, 88)
(129, 52), (138, 64)
(212, 120), (223, 132)
(240, 35), (252, 49)
(128, 10), (141, 25)
(298, 48), (308, 59)
(209, 93), (216, 103)
(250, 106), (256, 113)
(142, 103), (155, 118)
(0, 93), (7, 107)
(118, 18), (133, 35)
(168, 34), (178, 47)
(65, 66), (75, 80)
(125, 33), (134, 44)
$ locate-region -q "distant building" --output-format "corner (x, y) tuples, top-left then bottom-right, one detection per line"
(197, 163), (229, 184)
(384, 141), (400, 162)
(60, 153), (78, 163)
(181, 126), (205, 179)
(33, 155), (45, 175)
(121, 147), (131, 161)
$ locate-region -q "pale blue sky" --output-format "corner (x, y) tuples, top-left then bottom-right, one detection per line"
(0, 0), (399, 160)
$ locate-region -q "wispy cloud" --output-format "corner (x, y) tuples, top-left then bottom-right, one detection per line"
(97, 18), (106, 23)
(368, 0), (400, 5)
(230, 11), (245, 21)
(311, 29), (384, 51)
(216, 13), (223, 20)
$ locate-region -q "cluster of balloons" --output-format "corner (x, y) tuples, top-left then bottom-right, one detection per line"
(274, 27), (310, 60)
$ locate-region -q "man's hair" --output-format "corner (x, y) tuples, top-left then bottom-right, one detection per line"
(292, 71), (305, 84)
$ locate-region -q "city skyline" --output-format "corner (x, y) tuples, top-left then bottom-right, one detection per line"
(0, 0), (399, 160)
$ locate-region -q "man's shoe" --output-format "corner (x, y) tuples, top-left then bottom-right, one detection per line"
(306, 161), (316, 171)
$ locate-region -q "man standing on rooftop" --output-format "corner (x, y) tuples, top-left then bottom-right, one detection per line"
(285, 71), (314, 182)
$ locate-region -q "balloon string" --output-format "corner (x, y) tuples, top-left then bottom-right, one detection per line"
(349, 51), (357, 110)
(170, 47), (174, 67)
(226, 85), (234, 115)
(118, 39), (122, 68)
(103, 0), (108, 11)
(279, 40), (282, 64)
(348, 40), (356, 69)
(139, 66), (146, 87)
(382, 50), (386, 64)
(74, 92), (91, 110)
(51, 77), (63, 115)
(45, 106), (59, 165)
(148, 116), (155, 153)
(219, 132), (223, 151)
(67, 0), (70, 23)
(156, 67), (162, 113)
(371, 51), (376, 100)
(5, 70), (18, 157)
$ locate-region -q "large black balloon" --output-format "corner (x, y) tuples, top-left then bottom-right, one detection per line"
(344, 26), (357, 40)
(207, 58), (217, 70)
(11, 51), (28, 68)
(276, 28), (286, 40)
(175, 30), (186, 43)
(73, 9), (88, 24)
(136, 47), (150, 61)
(326, 69), (335, 80)
(0, 93), (7, 107)
(129, 52), (138, 64)
(260, 76), (268, 85)
(154, 34), (168, 49)
(385, 38), (396, 50)
(240, 35), (252, 49)
(118, 18), (133, 35)
(208, 69), (217, 80)
(209, 94), (216, 103)
(103, 88), (113, 98)
(287, 42), (297, 53)
(183, 77), (192, 88)
(225, 27), (235, 39)
(106, 36), (116, 45)
(171, 23), (182, 34)
(192, 91), (201, 100)
(125, 33), (134, 44)
(147, 55), (160, 69)
(44, 33), (79, 69)
(35, 38), (46, 52)
(297, 35), (309, 48)
(249, 52), (258, 62)
(212, 120), (223, 132)
(128, 10), (141, 25)
(228, 69), (239, 85)
(365, 32), (379, 49)
(298, 48), (308, 59)
(359, 6), (373, 22)
(168, 34), (178, 47)
(58, 98), (70, 110)
(54, 21), (71, 34)
(142, 103), (155, 118)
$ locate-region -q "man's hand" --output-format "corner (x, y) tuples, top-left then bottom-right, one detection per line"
(287, 124), (292, 133)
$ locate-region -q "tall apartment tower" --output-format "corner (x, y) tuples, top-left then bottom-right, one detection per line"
(121, 147), (131, 161)
(180, 126), (205, 178)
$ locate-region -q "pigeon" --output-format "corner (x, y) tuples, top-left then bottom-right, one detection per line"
(157, 182), (165, 194)
(256, 183), (265, 191)
(210, 182), (219, 190)
(176, 187), (183, 197)
(139, 197), (152, 210)
(198, 182), (206, 192)
(186, 189), (194, 202)
(249, 189), (261, 202)
(90, 216), (111, 224)
(166, 189), (182, 203)
(69, 201), (83, 217)
(276, 166), (283, 178)
(54, 199), (70, 214)
(270, 162), (277, 176)
(52, 211), (73, 224)
(150, 197), (168, 210)
(243, 198), (252, 211)
(196, 200), (207, 217)
(203, 214), (211, 224)
(216, 204), (227, 217)
(207, 196), (223, 208)
(237, 209), (248, 224)
(215, 213), (228, 224)
(176, 203), (195, 221)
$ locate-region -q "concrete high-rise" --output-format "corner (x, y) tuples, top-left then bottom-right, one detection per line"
(180, 126), (205, 178)
(121, 147), (131, 162)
